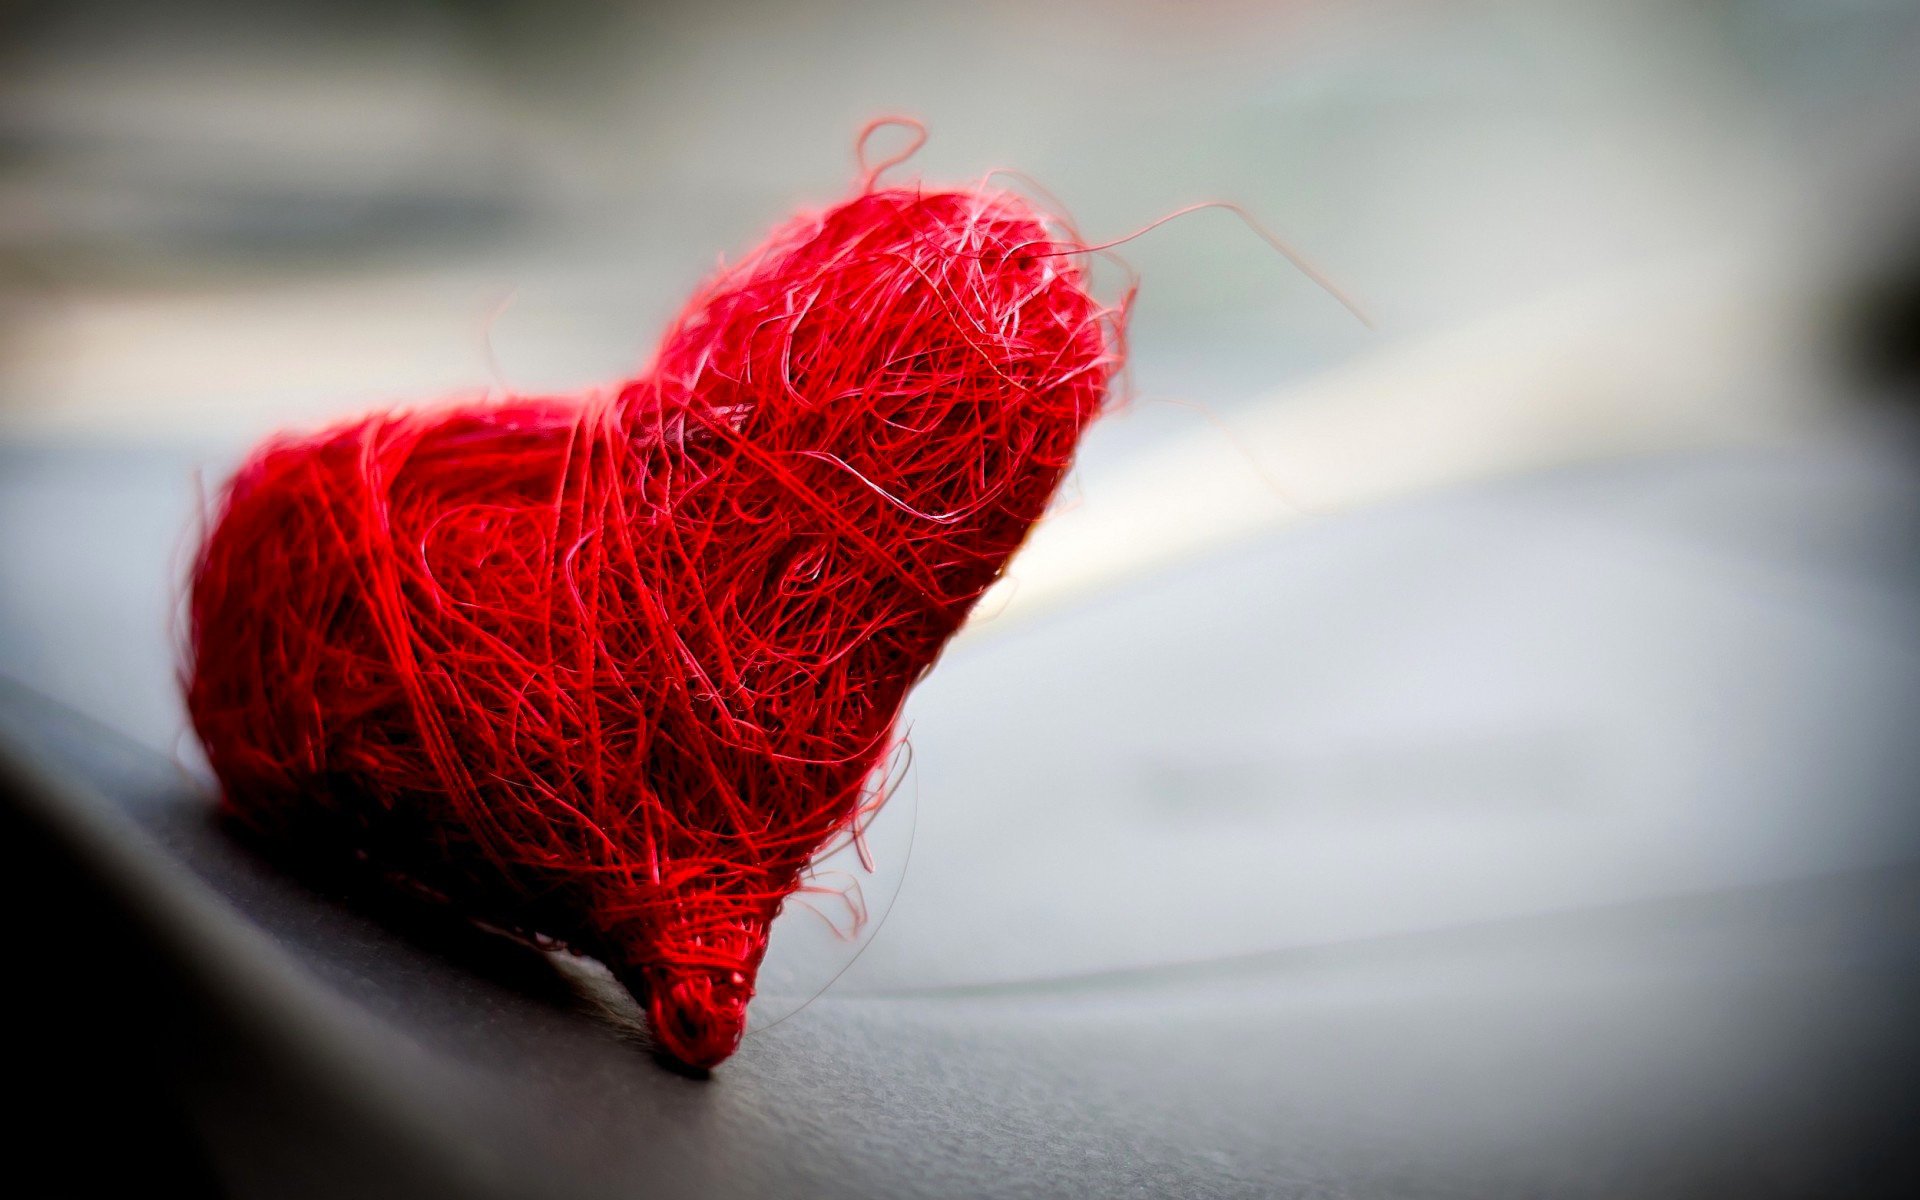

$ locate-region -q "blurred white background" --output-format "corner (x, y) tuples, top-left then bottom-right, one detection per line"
(5, 0), (1913, 438)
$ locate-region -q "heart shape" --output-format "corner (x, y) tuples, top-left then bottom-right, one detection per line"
(185, 155), (1121, 1068)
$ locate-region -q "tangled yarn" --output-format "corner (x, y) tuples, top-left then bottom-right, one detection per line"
(186, 133), (1124, 1069)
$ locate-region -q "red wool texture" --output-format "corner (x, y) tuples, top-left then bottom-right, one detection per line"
(185, 153), (1125, 1069)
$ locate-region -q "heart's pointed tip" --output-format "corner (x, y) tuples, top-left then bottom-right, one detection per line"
(643, 964), (754, 1071)
(621, 915), (772, 1071)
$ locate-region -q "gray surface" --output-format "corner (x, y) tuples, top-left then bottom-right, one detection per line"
(3, 428), (1919, 1196)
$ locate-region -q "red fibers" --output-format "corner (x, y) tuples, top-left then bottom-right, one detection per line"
(184, 141), (1125, 1069)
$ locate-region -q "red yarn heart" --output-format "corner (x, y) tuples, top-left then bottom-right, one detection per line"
(185, 143), (1123, 1068)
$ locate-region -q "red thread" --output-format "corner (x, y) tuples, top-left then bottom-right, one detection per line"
(184, 144), (1124, 1070)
